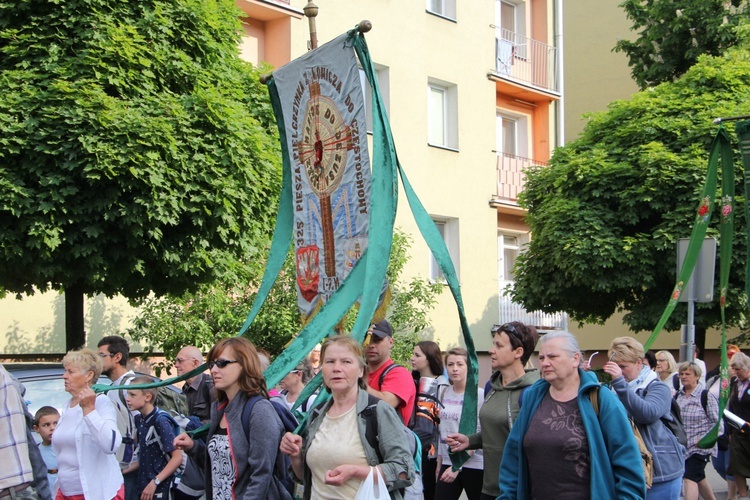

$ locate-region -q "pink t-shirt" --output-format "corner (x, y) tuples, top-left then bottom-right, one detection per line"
(368, 361), (416, 425)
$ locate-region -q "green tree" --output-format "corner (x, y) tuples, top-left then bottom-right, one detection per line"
(127, 228), (443, 372)
(0, 0), (281, 350)
(509, 45), (750, 334)
(615, 0), (747, 89)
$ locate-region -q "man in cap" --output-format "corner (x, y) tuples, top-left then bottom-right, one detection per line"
(365, 319), (416, 425)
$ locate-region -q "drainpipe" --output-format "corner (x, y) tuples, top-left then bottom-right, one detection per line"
(555, 0), (564, 147)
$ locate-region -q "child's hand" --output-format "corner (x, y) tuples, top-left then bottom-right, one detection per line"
(140, 479), (156, 500)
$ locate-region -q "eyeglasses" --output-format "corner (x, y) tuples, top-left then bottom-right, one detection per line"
(209, 359), (238, 369)
(174, 357), (191, 364)
(656, 358), (667, 363)
(98, 353), (113, 358)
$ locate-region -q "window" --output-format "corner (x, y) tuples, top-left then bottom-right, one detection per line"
(428, 79), (458, 150)
(430, 217), (460, 281)
(498, 233), (519, 283)
(358, 64), (390, 134)
(495, 0), (527, 68)
(496, 112), (528, 157)
(427, 0), (456, 20)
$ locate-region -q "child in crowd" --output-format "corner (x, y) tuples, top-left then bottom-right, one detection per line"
(33, 406), (59, 490)
(126, 376), (183, 500)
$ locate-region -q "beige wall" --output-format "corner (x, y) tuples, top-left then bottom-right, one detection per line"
(563, 0), (638, 141)
(0, 292), (140, 356)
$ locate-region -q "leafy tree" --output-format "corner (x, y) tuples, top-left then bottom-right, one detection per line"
(509, 45), (750, 334)
(128, 228), (443, 372)
(0, 0), (281, 350)
(615, 0), (747, 89)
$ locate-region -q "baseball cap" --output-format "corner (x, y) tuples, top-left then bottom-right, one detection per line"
(371, 320), (393, 339)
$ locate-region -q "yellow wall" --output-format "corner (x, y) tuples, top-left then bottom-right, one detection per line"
(563, 0), (638, 141)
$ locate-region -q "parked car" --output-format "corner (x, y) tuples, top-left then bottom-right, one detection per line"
(5, 362), (182, 417)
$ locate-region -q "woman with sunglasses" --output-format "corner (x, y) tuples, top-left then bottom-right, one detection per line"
(174, 337), (292, 499)
(445, 321), (540, 500)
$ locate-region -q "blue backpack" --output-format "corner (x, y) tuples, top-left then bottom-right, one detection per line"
(241, 395), (297, 496)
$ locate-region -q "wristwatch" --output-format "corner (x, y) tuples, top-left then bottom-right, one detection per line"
(154, 477), (161, 486)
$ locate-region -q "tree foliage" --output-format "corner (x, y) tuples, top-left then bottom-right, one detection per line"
(510, 46), (750, 333)
(615, 0), (747, 89)
(0, 0), (281, 344)
(128, 228), (443, 371)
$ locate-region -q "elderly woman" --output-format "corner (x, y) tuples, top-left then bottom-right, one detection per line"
(655, 350), (679, 394)
(52, 348), (124, 499)
(727, 352), (750, 498)
(499, 331), (645, 499)
(445, 322), (540, 500)
(280, 335), (414, 499)
(277, 358), (316, 412)
(174, 337), (291, 499)
(604, 337), (685, 499)
(674, 361), (718, 500)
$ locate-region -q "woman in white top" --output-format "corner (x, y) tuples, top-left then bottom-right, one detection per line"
(435, 347), (484, 500)
(278, 358), (317, 413)
(52, 348), (123, 500)
(655, 350), (679, 394)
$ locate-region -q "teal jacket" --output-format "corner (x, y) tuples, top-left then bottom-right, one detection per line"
(498, 369), (646, 499)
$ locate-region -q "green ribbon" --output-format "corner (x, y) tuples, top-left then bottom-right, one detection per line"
(637, 127), (733, 449)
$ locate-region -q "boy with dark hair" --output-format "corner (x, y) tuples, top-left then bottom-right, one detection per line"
(126, 376), (183, 500)
(33, 406), (59, 490)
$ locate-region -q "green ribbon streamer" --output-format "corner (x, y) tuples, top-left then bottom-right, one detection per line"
(636, 127), (733, 448)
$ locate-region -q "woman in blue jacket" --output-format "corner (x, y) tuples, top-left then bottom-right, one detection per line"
(604, 337), (686, 500)
(499, 331), (645, 500)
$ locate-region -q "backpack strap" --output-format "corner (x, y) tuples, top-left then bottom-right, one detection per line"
(117, 374), (136, 407)
(240, 395), (263, 439)
(377, 363), (403, 390)
(673, 374), (680, 392)
(361, 395), (383, 463)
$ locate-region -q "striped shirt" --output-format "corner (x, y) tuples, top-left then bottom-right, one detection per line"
(675, 383), (719, 457)
(0, 364), (34, 490)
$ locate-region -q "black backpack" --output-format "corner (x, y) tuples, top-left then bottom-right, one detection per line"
(643, 380), (688, 448)
(378, 364), (442, 452)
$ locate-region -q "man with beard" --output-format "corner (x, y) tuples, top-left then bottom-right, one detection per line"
(97, 335), (138, 500)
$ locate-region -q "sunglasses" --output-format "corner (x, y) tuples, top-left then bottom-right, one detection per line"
(492, 323), (524, 345)
(209, 359), (238, 369)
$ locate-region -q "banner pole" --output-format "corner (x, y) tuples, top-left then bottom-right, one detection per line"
(304, 2), (319, 50)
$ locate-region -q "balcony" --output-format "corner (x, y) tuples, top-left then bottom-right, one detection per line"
(492, 153), (547, 205)
(499, 296), (568, 331)
(490, 29), (560, 99)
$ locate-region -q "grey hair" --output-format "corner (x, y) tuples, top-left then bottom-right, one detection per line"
(731, 352), (750, 371)
(539, 331), (582, 357)
(678, 361), (703, 378)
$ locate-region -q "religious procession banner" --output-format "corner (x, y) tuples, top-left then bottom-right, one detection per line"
(272, 34), (375, 324)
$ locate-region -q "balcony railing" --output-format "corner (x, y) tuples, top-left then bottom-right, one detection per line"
(495, 153), (547, 203)
(495, 29), (559, 94)
(499, 296), (568, 331)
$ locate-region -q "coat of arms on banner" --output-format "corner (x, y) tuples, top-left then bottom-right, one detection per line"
(273, 34), (372, 322)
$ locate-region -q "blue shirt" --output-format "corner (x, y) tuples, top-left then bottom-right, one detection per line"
(135, 408), (178, 497)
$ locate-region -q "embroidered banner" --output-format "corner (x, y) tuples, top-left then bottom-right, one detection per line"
(272, 34), (372, 323)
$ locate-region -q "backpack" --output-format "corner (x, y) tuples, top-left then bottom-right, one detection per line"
(378, 364), (440, 452)
(112, 381), (137, 469)
(241, 395), (297, 496)
(642, 381), (688, 448)
(140, 409), (189, 491)
(589, 387), (654, 489)
(122, 375), (191, 431)
(360, 394), (423, 474)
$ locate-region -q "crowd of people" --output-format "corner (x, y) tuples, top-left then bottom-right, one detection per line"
(2, 323), (750, 499)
